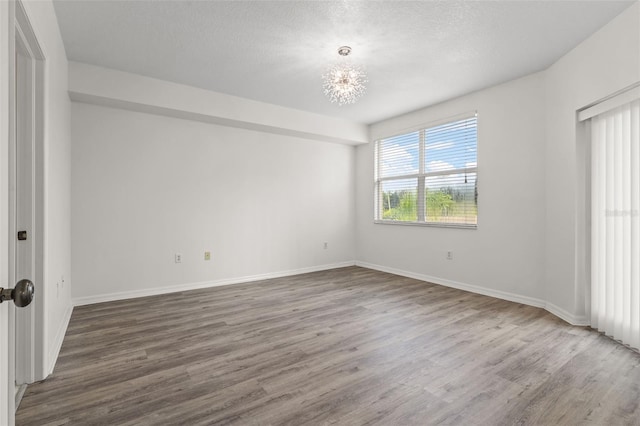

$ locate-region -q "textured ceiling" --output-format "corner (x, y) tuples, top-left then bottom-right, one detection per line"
(52, 0), (634, 124)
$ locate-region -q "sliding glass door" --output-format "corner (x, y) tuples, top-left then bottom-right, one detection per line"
(590, 98), (640, 349)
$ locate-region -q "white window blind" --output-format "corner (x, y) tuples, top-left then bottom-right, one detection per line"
(591, 98), (640, 350)
(375, 114), (478, 228)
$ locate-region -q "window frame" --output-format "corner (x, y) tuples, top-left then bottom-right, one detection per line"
(374, 112), (478, 229)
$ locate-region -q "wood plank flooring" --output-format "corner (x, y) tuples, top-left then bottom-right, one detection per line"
(16, 266), (640, 425)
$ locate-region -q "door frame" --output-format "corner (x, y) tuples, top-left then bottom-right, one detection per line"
(0, 0), (17, 421)
(1, 0), (46, 423)
(13, 0), (46, 388)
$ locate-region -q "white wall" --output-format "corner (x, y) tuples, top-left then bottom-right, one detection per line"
(68, 62), (368, 146)
(543, 1), (640, 320)
(356, 2), (640, 324)
(68, 2), (638, 324)
(20, 0), (72, 375)
(71, 103), (356, 303)
(356, 73), (549, 307)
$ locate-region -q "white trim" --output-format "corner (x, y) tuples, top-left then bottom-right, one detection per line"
(14, 384), (25, 410)
(355, 261), (589, 326)
(13, 0), (47, 384)
(545, 302), (588, 326)
(73, 261), (356, 306)
(46, 303), (72, 375)
(2, 0), (17, 422)
(373, 220), (477, 230)
(578, 83), (640, 121)
(71, 260), (590, 326)
(356, 261), (545, 307)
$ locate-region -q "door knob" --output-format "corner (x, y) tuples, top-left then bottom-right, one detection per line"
(0, 279), (34, 307)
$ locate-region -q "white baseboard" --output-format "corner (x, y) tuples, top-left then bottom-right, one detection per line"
(47, 302), (73, 375)
(71, 259), (588, 327)
(15, 383), (27, 411)
(355, 261), (589, 326)
(545, 302), (589, 326)
(73, 261), (356, 306)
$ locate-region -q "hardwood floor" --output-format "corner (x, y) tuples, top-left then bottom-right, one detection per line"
(16, 266), (640, 425)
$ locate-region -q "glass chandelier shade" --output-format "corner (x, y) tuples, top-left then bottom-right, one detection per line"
(322, 46), (368, 106)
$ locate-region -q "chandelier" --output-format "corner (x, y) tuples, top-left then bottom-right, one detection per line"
(322, 46), (368, 106)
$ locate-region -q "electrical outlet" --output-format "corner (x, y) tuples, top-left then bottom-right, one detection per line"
(175, 253), (182, 263)
(204, 251), (211, 261)
(446, 251), (454, 260)
(323, 242), (328, 250)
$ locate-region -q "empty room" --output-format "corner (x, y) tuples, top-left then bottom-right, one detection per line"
(1, 0), (640, 424)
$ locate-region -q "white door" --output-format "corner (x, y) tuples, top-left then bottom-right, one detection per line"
(14, 4), (41, 389)
(2, 1), (43, 423)
(1, 0), (18, 423)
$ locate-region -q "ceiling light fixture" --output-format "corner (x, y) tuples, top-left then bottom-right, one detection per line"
(322, 46), (368, 106)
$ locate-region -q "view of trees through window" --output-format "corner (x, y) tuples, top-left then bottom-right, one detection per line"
(375, 115), (478, 227)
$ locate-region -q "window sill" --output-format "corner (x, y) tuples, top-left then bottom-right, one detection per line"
(374, 220), (477, 230)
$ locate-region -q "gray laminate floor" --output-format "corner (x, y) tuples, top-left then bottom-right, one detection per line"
(16, 266), (640, 425)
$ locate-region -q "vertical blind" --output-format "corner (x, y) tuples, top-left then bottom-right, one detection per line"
(591, 98), (640, 349)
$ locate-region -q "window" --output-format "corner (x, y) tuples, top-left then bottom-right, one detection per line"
(375, 114), (478, 228)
